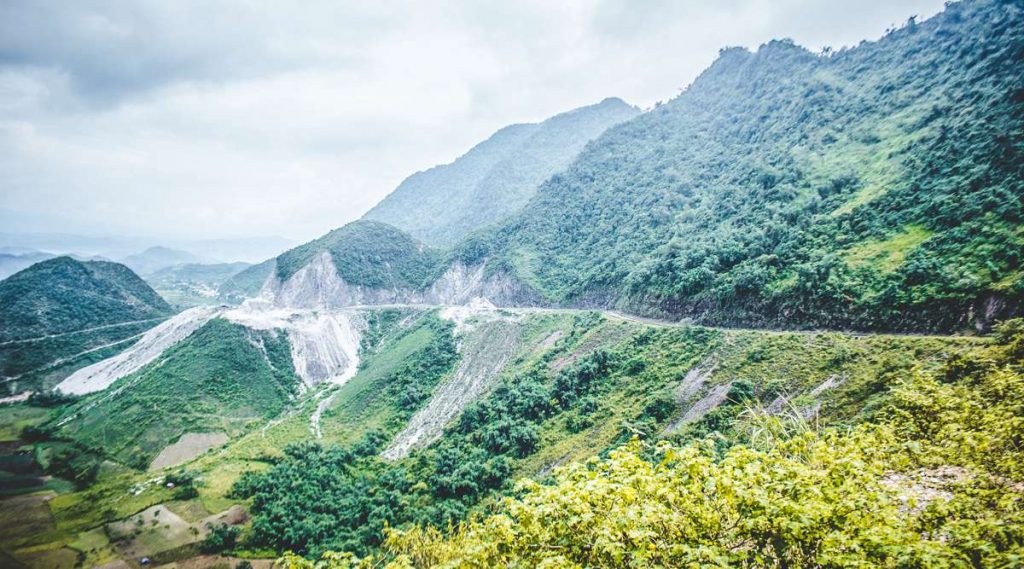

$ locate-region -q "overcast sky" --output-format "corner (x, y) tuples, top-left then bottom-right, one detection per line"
(0, 0), (945, 243)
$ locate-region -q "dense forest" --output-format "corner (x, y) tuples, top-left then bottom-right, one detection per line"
(474, 0), (1024, 332)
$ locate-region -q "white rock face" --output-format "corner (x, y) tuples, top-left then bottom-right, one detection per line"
(57, 306), (221, 395)
(54, 250), (530, 407)
(223, 303), (365, 389)
(288, 312), (364, 388)
(265, 253), (541, 311)
(270, 252), (405, 309)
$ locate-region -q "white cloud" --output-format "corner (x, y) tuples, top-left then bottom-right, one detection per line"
(0, 0), (945, 242)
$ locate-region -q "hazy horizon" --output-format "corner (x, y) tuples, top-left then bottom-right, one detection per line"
(1, 0), (944, 243)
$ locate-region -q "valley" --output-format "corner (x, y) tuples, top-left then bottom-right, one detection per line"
(0, 0), (1022, 567)
(0, 299), (993, 566)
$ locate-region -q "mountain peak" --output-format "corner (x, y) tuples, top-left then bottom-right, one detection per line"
(364, 98), (639, 246)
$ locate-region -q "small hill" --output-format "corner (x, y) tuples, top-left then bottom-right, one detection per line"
(364, 98), (639, 246)
(121, 246), (205, 275)
(147, 262), (251, 284)
(0, 256), (173, 393)
(275, 220), (443, 288)
(0, 257), (171, 343)
(218, 258), (277, 304)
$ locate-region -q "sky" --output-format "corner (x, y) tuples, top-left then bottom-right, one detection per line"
(0, 0), (946, 243)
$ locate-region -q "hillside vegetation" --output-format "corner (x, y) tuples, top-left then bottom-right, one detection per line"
(0, 257), (173, 394)
(0, 307), (1008, 568)
(225, 310), (988, 559)
(55, 318), (300, 469)
(478, 0), (1023, 332)
(289, 319), (1024, 568)
(275, 220), (444, 287)
(365, 98), (639, 246)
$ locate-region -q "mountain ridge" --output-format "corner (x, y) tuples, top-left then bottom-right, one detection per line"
(364, 97), (639, 246)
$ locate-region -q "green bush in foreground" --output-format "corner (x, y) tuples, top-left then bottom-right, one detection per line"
(283, 322), (1024, 568)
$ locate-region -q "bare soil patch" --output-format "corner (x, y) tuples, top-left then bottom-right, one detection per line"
(149, 433), (228, 471)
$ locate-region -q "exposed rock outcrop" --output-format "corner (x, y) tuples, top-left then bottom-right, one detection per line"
(265, 252), (542, 311)
(57, 306), (221, 395)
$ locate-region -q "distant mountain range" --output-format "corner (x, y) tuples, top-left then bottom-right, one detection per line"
(0, 233), (296, 265)
(121, 246), (208, 276)
(364, 98), (639, 246)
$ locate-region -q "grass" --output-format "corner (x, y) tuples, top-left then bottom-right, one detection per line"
(58, 318), (299, 468)
(0, 406), (51, 442)
(842, 224), (934, 273)
(319, 321), (439, 445)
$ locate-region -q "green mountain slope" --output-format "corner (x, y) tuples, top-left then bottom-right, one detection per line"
(364, 98), (639, 246)
(0, 257), (173, 394)
(383, 323), (1024, 568)
(56, 318), (300, 469)
(275, 220), (443, 287)
(0, 308), (1005, 566)
(486, 0), (1023, 332)
(225, 310), (988, 557)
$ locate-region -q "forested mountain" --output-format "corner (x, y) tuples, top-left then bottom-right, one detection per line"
(0, 257), (171, 343)
(275, 220), (443, 288)
(0, 257), (173, 393)
(3, 2), (1023, 568)
(477, 0), (1023, 332)
(364, 98), (639, 246)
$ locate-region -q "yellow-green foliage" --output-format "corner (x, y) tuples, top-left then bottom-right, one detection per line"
(293, 322), (1024, 568)
(842, 225), (933, 273)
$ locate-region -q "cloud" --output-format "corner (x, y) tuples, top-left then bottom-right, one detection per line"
(0, 0), (945, 242)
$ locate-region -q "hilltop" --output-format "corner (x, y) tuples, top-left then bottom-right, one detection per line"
(0, 257), (172, 394)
